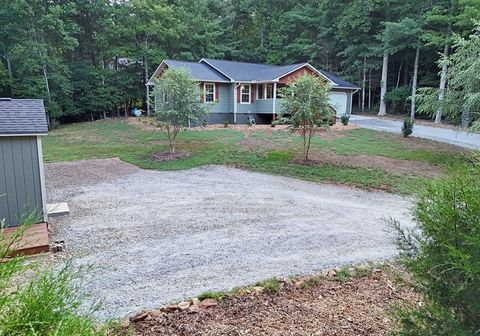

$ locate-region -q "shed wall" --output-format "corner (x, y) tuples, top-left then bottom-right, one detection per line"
(0, 136), (43, 227)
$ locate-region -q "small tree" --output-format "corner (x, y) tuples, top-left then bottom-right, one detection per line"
(391, 154), (480, 335)
(278, 74), (333, 161)
(152, 68), (209, 153)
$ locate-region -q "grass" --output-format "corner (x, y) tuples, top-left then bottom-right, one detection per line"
(42, 119), (469, 194)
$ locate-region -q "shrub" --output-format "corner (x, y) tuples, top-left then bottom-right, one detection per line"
(340, 114), (350, 126)
(223, 120), (229, 128)
(391, 154), (480, 335)
(202, 120), (208, 127)
(402, 117), (414, 137)
(0, 218), (100, 336)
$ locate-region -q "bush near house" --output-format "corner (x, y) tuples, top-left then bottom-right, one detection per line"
(401, 117), (414, 137)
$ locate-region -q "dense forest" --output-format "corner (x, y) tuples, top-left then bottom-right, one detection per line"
(0, 0), (479, 125)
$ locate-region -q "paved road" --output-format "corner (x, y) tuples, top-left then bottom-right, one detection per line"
(350, 115), (480, 150)
(47, 159), (414, 320)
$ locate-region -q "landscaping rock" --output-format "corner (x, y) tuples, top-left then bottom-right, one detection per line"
(192, 298), (201, 306)
(199, 298), (218, 308)
(252, 286), (264, 294)
(177, 301), (191, 311)
(327, 269), (337, 277)
(188, 305), (200, 314)
(160, 304), (178, 313)
(131, 311), (149, 323)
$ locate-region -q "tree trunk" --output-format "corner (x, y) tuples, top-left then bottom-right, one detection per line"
(461, 103), (470, 128)
(378, 52), (389, 115)
(410, 45), (420, 119)
(2, 54), (14, 97)
(143, 54), (150, 116)
(435, 43), (449, 124)
(124, 99), (128, 117)
(368, 69), (372, 110)
(362, 56), (366, 112)
(392, 60), (403, 113)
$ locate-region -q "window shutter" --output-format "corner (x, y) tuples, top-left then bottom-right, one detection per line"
(251, 84), (254, 103)
(237, 86), (240, 103)
(258, 85), (263, 99)
(215, 83), (219, 102)
(199, 82), (204, 102)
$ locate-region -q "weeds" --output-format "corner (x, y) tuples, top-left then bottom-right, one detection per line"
(0, 216), (101, 336)
(255, 278), (280, 294)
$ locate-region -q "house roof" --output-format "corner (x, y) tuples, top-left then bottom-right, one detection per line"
(0, 99), (48, 135)
(148, 60), (231, 84)
(319, 69), (359, 89)
(149, 58), (359, 89)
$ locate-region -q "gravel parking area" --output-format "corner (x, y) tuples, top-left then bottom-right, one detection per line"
(46, 159), (414, 320)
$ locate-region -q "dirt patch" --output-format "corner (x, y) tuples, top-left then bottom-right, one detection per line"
(397, 136), (468, 155)
(153, 151), (190, 161)
(45, 158), (140, 199)
(128, 269), (416, 336)
(298, 151), (443, 179)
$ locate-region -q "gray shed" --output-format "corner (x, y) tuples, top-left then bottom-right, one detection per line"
(0, 98), (48, 227)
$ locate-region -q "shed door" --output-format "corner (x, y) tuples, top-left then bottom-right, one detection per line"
(329, 92), (348, 117)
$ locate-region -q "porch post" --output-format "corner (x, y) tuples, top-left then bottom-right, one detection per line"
(272, 82), (277, 120)
(233, 83), (238, 123)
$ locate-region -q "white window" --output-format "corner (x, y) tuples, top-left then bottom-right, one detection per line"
(265, 84), (273, 99)
(204, 83), (215, 102)
(241, 84), (250, 104)
(257, 84), (273, 99)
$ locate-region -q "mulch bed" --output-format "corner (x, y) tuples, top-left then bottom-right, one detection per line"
(124, 269), (417, 336)
(153, 151), (190, 162)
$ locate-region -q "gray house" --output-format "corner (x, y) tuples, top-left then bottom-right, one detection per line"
(0, 99), (48, 227)
(148, 58), (359, 124)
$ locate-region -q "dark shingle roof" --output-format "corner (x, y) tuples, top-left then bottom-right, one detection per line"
(201, 59), (359, 89)
(201, 59), (308, 81)
(0, 99), (48, 135)
(319, 70), (360, 89)
(164, 60), (230, 82)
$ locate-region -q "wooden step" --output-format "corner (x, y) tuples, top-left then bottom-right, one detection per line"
(2, 222), (49, 257)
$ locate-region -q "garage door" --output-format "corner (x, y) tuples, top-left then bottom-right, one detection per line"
(329, 92), (348, 117)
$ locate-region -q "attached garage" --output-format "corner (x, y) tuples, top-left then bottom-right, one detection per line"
(329, 92), (348, 117)
(0, 99), (48, 227)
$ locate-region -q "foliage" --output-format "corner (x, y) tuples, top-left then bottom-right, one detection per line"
(278, 74), (333, 161)
(391, 154), (480, 335)
(401, 117), (414, 137)
(0, 217), (100, 336)
(416, 27), (480, 128)
(152, 68), (208, 153)
(384, 86), (411, 112)
(0, 1), (478, 124)
(223, 120), (229, 128)
(340, 114), (350, 126)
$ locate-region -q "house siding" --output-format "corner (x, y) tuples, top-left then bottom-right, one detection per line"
(0, 136), (44, 227)
(153, 81), (355, 124)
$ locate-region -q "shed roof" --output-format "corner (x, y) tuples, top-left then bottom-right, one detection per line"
(0, 99), (48, 135)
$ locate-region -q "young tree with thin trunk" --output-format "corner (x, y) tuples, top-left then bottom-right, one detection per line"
(278, 74), (333, 161)
(152, 68), (209, 154)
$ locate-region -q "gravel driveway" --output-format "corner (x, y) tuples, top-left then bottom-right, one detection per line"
(47, 158), (414, 320)
(350, 115), (480, 149)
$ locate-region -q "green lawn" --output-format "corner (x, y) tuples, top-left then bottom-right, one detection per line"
(42, 119), (468, 194)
